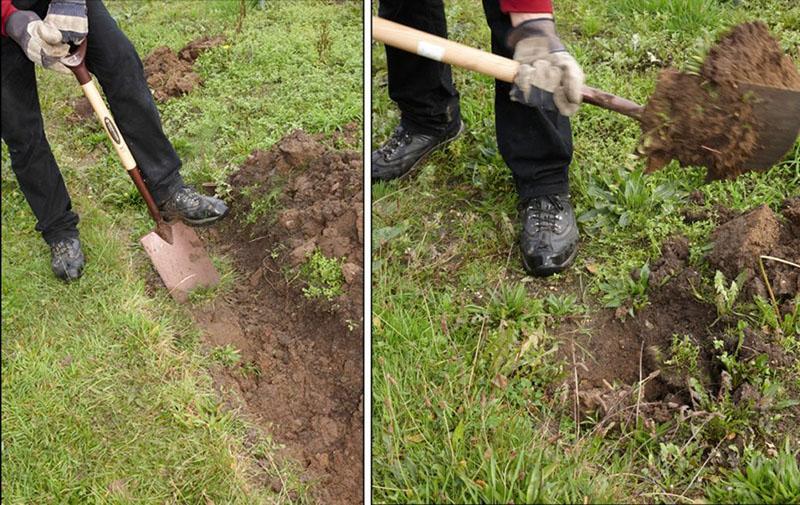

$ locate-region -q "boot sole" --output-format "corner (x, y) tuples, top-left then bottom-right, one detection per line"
(373, 121), (465, 182)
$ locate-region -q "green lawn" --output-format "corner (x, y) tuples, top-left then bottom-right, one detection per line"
(2, 1), (362, 503)
(371, 1), (799, 503)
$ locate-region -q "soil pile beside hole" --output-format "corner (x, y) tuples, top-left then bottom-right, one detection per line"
(231, 129), (364, 325)
(185, 130), (363, 504)
(143, 35), (225, 102)
(640, 22), (800, 179)
(563, 202), (797, 427)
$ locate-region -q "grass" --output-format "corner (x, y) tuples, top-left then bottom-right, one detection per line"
(371, 0), (800, 503)
(2, 0), (361, 503)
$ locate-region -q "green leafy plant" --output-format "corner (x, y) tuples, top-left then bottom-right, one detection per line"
(714, 270), (748, 317)
(209, 344), (241, 368)
(579, 168), (682, 232)
(664, 334), (700, 377)
(300, 250), (345, 302)
(599, 263), (650, 316)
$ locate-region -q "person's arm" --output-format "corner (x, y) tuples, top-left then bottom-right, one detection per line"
(2, 0), (19, 37)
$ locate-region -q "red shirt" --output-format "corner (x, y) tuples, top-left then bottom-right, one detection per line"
(3, 0), (552, 37)
(2, 0), (18, 37)
(499, 0), (553, 13)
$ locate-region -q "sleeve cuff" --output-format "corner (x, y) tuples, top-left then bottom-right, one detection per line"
(499, 0), (554, 13)
(2, 0), (19, 37)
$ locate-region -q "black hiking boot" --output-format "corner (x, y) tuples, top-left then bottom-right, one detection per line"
(160, 186), (229, 226)
(519, 193), (579, 277)
(50, 237), (85, 282)
(371, 121), (464, 181)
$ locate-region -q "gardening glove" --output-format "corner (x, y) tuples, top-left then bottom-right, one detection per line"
(507, 18), (584, 117)
(43, 0), (88, 45)
(6, 10), (70, 74)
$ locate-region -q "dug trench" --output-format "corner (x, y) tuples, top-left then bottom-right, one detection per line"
(560, 197), (798, 432)
(150, 129), (364, 504)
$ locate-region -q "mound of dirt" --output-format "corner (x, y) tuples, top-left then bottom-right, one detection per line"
(230, 128), (364, 325)
(184, 129), (363, 504)
(640, 22), (800, 179)
(565, 201), (797, 427)
(143, 35), (225, 102)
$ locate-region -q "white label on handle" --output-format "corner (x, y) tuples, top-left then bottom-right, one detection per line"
(417, 41), (445, 61)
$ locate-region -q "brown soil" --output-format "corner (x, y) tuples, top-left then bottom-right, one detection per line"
(178, 35), (227, 63)
(230, 128), (364, 325)
(640, 22), (800, 180)
(190, 130), (363, 504)
(564, 201), (798, 427)
(66, 96), (95, 124)
(143, 35), (225, 102)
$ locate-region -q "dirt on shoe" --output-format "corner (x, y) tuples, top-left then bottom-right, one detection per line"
(640, 22), (800, 179)
(143, 35), (225, 102)
(175, 129), (363, 505)
(561, 201), (798, 428)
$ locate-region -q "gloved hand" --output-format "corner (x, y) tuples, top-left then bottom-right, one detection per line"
(6, 10), (70, 74)
(507, 18), (584, 117)
(44, 0), (88, 45)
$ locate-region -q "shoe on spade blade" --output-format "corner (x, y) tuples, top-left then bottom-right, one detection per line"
(160, 186), (229, 226)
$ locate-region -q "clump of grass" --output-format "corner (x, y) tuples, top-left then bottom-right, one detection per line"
(300, 250), (344, 301)
(705, 440), (800, 504)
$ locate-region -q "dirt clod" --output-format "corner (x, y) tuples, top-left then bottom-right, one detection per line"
(143, 35), (225, 102)
(640, 22), (800, 179)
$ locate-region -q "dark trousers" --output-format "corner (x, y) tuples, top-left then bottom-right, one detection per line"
(1, 0), (182, 245)
(378, 0), (573, 199)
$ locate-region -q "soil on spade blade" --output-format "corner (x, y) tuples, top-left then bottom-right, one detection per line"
(192, 129), (363, 505)
(143, 35), (226, 102)
(562, 200), (798, 426)
(640, 22), (800, 180)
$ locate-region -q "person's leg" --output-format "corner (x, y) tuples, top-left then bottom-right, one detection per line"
(482, 0), (573, 200)
(379, 0), (460, 135)
(482, 1), (579, 276)
(373, 0), (465, 181)
(1, 37), (80, 245)
(82, 0), (183, 205)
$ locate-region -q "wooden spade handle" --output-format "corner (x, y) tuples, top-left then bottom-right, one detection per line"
(61, 38), (168, 233)
(373, 16), (644, 121)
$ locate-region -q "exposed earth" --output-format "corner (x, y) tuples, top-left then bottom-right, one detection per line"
(640, 22), (800, 179)
(149, 129), (364, 504)
(564, 198), (799, 428)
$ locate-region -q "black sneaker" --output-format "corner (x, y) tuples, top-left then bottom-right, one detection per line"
(50, 237), (85, 282)
(371, 121), (464, 181)
(519, 193), (579, 276)
(160, 186), (229, 226)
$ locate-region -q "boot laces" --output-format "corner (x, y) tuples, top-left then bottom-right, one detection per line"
(52, 241), (72, 257)
(176, 187), (202, 208)
(525, 195), (564, 233)
(377, 127), (411, 159)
